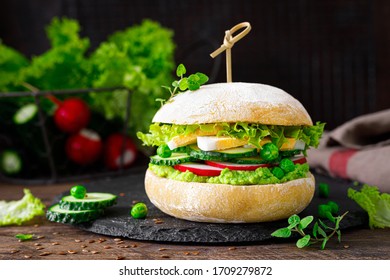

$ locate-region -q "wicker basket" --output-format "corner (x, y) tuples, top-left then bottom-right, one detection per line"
(0, 87), (149, 185)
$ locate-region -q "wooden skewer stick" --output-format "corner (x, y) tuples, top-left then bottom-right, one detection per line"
(210, 22), (251, 83)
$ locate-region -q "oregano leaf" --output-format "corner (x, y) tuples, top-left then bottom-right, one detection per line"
(178, 78), (188, 91)
(312, 222), (319, 238)
(317, 225), (327, 238)
(271, 227), (291, 238)
(318, 219), (331, 230)
(321, 238), (328, 250)
(288, 223), (297, 230)
(176, 64), (186, 77)
(196, 72), (209, 85)
(325, 211), (336, 223)
(299, 216), (314, 229)
(296, 235), (311, 248)
(288, 214), (300, 227)
(188, 73), (200, 83)
(187, 79), (200, 91)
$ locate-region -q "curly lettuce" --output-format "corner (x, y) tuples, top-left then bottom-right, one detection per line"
(137, 122), (325, 150)
(89, 19), (175, 136)
(0, 41), (29, 92)
(19, 17), (91, 91)
(348, 185), (390, 229)
(0, 189), (45, 226)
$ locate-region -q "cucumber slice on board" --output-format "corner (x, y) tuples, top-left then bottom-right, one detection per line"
(150, 153), (194, 166)
(59, 193), (117, 211)
(13, 103), (38, 125)
(46, 204), (104, 224)
(188, 145), (257, 161)
(0, 150), (22, 175)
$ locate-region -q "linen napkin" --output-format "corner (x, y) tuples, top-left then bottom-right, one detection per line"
(307, 109), (390, 192)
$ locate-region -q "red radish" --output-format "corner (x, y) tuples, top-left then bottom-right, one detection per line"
(291, 156), (307, 165)
(174, 163), (223, 176)
(48, 95), (90, 133)
(205, 161), (272, 171)
(104, 133), (137, 170)
(66, 129), (102, 165)
(205, 156), (307, 171)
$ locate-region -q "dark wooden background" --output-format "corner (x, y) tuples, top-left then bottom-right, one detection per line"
(1, 0), (389, 129)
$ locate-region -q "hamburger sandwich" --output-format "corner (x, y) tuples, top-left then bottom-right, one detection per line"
(137, 82), (324, 223)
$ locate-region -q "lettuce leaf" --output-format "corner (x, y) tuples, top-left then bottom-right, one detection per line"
(137, 122), (325, 149)
(348, 185), (390, 229)
(0, 189), (45, 226)
(0, 41), (29, 92)
(89, 19), (175, 137)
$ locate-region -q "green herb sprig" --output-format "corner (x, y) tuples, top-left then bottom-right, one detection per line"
(161, 63), (209, 99)
(271, 212), (348, 249)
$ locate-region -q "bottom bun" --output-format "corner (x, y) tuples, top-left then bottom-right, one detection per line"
(145, 169), (315, 223)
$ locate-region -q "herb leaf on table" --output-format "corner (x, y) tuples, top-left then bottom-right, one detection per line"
(271, 212), (348, 250)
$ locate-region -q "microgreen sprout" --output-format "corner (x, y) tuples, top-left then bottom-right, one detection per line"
(271, 211), (348, 249)
(319, 183), (330, 198)
(159, 64), (209, 103)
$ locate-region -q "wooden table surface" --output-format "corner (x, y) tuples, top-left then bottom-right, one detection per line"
(1, 182), (389, 260)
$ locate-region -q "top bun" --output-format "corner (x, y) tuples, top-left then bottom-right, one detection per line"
(152, 82), (313, 126)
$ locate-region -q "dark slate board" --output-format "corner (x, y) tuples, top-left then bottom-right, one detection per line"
(53, 168), (367, 243)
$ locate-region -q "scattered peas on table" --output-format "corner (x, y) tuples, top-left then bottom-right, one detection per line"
(131, 202), (148, 219)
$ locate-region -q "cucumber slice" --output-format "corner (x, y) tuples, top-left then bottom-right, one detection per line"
(59, 193), (117, 211)
(171, 146), (188, 153)
(0, 150), (22, 175)
(13, 103), (38, 125)
(188, 145), (257, 161)
(280, 149), (302, 158)
(150, 152), (194, 166)
(229, 156), (268, 164)
(46, 204), (104, 224)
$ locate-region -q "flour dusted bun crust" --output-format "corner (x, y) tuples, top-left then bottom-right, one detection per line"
(153, 82), (313, 126)
(145, 82), (316, 223)
(145, 169), (315, 223)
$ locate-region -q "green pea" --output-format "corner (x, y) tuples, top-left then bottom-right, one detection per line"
(327, 201), (339, 215)
(318, 204), (332, 219)
(157, 145), (172, 158)
(131, 202), (148, 219)
(260, 143), (279, 162)
(318, 183), (329, 198)
(272, 167), (285, 179)
(279, 158), (295, 173)
(70, 185), (86, 199)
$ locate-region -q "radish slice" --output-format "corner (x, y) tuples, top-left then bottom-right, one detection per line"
(174, 156), (307, 176)
(174, 163), (223, 176)
(205, 156), (307, 171)
(205, 160), (271, 171)
(292, 156), (307, 165)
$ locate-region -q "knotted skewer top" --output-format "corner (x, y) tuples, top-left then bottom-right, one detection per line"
(210, 22), (251, 83)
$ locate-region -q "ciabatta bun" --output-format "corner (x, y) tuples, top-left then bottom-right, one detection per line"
(145, 169), (315, 223)
(153, 82), (313, 126)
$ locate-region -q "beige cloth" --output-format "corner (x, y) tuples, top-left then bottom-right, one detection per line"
(307, 109), (390, 192)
